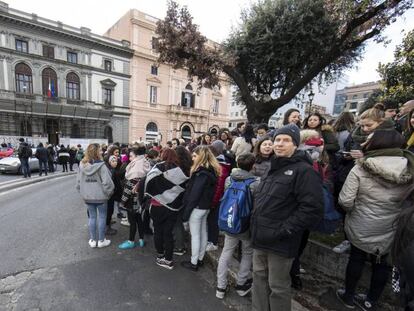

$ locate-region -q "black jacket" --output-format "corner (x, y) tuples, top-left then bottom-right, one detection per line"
(251, 151), (324, 258)
(182, 166), (217, 221)
(35, 147), (48, 161)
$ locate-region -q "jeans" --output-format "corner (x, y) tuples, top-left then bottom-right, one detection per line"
(20, 157), (31, 177)
(217, 233), (253, 289)
(86, 203), (107, 241)
(252, 249), (294, 311)
(150, 205), (178, 261)
(207, 206), (219, 245)
(344, 244), (390, 303)
(38, 160), (48, 176)
(189, 209), (209, 265)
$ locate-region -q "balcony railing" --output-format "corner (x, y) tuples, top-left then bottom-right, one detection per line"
(167, 105), (209, 117)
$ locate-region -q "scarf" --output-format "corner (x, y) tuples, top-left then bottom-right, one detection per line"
(362, 148), (414, 181)
(125, 156), (149, 180)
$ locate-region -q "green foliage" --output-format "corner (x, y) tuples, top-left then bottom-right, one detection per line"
(157, 0), (412, 123)
(378, 29), (414, 106)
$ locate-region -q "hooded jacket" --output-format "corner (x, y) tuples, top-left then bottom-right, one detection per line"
(212, 154), (231, 207)
(76, 161), (114, 204)
(251, 150), (324, 258)
(339, 151), (414, 255)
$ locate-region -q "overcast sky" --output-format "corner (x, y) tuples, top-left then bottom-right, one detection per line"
(7, 0), (414, 86)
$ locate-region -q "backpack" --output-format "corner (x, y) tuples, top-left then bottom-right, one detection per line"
(218, 177), (255, 235)
(314, 181), (342, 234)
(76, 150), (84, 162)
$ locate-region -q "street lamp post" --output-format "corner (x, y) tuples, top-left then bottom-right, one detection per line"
(308, 89), (315, 116)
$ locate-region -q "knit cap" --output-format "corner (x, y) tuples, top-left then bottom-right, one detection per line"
(274, 124), (300, 146)
(211, 140), (226, 154)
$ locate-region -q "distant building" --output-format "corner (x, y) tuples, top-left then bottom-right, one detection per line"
(105, 10), (230, 143)
(228, 87), (248, 129)
(333, 81), (381, 116)
(0, 1), (133, 145)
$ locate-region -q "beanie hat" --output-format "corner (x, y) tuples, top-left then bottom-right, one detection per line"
(304, 137), (324, 147)
(211, 140), (226, 154)
(274, 124), (300, 146)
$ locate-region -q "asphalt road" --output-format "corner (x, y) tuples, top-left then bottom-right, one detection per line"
(0, 165), (67, 183)
(0, 176), (251, 311)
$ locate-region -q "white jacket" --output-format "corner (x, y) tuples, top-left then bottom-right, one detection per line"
(339, 156), (414, 255)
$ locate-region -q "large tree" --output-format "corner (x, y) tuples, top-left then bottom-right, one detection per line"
(156, 0), (412, 123)
(378, 29), (414, 105)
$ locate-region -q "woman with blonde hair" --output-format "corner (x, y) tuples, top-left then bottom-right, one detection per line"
(181, 146), (220, 271)
(77, 143), (114, 248)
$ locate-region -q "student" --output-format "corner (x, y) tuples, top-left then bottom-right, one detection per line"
(76, 143), (114, 248)
(216, 153), (260, 299)
(181, 146), (220, 271)
(118, 146), (150, 249)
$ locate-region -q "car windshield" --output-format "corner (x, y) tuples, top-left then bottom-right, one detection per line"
(0, 147), (10, 151)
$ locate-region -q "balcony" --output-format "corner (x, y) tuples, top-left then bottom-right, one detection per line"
(167, 105), (209, 118)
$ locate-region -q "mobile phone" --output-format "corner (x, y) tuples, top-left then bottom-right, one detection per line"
(339, 151), (351, 155)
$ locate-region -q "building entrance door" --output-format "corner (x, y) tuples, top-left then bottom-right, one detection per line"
(46, 119), (59, 145)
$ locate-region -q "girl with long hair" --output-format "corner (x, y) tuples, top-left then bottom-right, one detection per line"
(283, 108), (302, 127)
(252, 136), (273, 178)
(404, 108), (414, 152)
(143, 148), (189, 269)
(181, 146), (220, 271)
(231, 124), (257, 159)
(77, 143), (114, 248)
(333, 112), (355, 151)
(337, 129), (414, 310)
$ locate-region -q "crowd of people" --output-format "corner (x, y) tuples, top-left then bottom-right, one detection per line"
(74, 99), (414, 311)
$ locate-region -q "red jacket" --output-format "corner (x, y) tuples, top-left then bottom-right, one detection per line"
(212, 158), (231, 207)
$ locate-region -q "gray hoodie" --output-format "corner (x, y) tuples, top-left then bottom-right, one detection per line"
(76, 161), (114, 203)
(225, 168), (261, 195)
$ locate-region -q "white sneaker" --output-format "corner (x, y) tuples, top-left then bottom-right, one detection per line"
(333, 240), (351, 254)
(88, 239), (97, 248)
(206, 242), (218, 252)
(120, 218), (130, 227)
(300, 265), (307, 274)
(97, 239), (111, 248)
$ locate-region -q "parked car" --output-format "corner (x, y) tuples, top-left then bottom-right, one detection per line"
(0, 149), (39, 174)
(0, 147), (14, 159)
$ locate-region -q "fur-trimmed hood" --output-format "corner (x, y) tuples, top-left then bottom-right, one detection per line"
(357, 156), (413, 185)
(321, 124), (334, 133)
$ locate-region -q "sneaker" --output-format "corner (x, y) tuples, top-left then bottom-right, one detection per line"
(173, 248), (186, 256)
(117, 212), (125, 219)
(118, 240), (136, 249)
(235, 282), (252, 297)
(156, 257), (174, 270)
(216, 287), (226, 299)
(354, 295), (376, 311)
(120, 219), (130, 227)
(336, 289), (355, 309)
(106, 227), (117, 236)
(180, 261), (198, 272)
(97, 239), (111, 248)
(206, 242), (218, 252)
(136, 239), (145, 247)
(88, 239), (97, 248)
(333, 240), (351, 254)
(300, 265), (307, 274)
(198, 260), (204, 267)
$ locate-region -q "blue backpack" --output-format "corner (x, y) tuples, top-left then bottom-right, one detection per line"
(218, 177), (255, 235)
(314, 184), (342, 234)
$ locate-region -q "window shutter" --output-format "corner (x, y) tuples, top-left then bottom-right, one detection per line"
(181, 92), (185, 106)
(191, 94), (195, 108)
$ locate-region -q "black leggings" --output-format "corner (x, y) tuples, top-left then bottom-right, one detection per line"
(207, 207), (219, 245)
(61, 162), (68, 172)
(106, 198), (115, 226)
(150, 205), (177, 261)
(127, 209), (144, 241)
(344, 244), (390, 303)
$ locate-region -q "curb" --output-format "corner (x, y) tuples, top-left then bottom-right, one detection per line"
(0, 172), (76, 193)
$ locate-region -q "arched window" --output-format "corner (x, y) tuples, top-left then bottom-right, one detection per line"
(181, 84), (195, 108)
(181, 125), (192, 140)
(104, 126), (113, 143)
(42, 68), (58, 97)
(66, 72), (80, 100)
(145, 122), (158, 142)
(15, 63), (33, 94)
(71, 123), (80, 138)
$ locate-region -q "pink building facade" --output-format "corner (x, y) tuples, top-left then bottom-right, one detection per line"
(105, 10), (230, 144)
